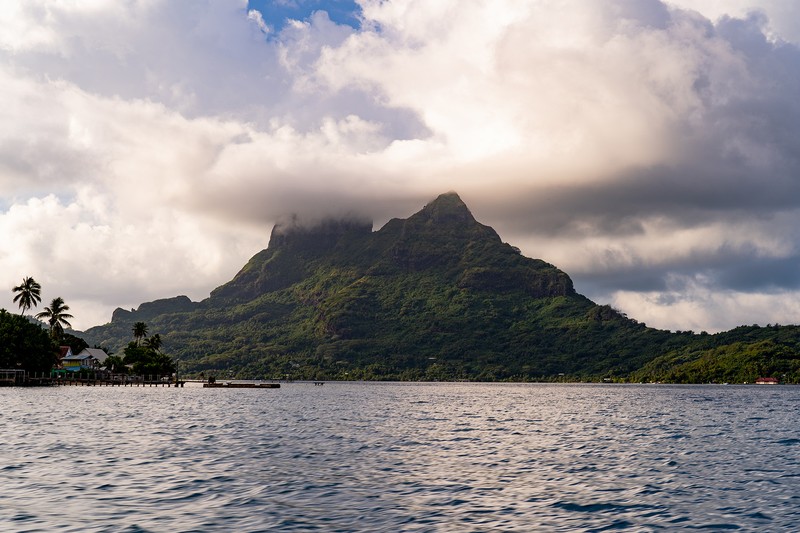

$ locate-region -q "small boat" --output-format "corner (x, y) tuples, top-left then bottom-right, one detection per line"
(755, 377), (779, 385)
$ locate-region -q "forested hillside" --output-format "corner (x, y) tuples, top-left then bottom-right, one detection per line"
(83, 193), (800, 382)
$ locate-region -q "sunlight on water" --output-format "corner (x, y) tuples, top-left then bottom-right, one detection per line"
(1, 383), (799, 531)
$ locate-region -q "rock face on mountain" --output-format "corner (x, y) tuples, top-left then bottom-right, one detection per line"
(83, 192), (800, 382)
(111, 296), (198, 322)
(211, 217), (373, 301)
(210, 192), (573, 304)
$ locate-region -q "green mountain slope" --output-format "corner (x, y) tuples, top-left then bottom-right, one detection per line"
(83, 193), (800, 382)
(630, 325), (800, 383)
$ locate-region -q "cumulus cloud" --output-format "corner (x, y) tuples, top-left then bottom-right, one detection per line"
(0, 0), (799, 332)
(666, 0), (800, 44)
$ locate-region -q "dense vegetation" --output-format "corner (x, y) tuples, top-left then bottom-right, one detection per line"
(0, 310), (57, 373)
(630, 325), (800, 383)
(3, 279), (74, 373)
(82, 193), (800, 383)
(4, 277), (177, 379)
(121, 338), (175, 376)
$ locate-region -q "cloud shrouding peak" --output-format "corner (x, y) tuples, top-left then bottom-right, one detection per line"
(0, 0), (799, 333)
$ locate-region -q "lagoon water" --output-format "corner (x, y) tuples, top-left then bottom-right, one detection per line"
(1, 382), (799, 532)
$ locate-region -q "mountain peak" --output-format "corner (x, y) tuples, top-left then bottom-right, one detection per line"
(416, 191), (476, 226)
(430, 191), (465, 204)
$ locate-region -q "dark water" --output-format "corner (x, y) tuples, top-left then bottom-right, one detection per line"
(1, 383), (799, 532)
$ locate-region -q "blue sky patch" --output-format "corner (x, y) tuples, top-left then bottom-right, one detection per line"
(247, 0), (362, 32)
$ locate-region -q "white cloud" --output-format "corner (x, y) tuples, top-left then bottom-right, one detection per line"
(611, 281), (800, 333)
(1, 0), (799, 332)
(665, 0), (800, 43)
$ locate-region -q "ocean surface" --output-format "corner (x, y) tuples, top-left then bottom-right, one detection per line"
(1, 382), (799, 532)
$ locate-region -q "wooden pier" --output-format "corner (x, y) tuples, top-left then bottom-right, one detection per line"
(1, 370), (282, 388)
(0, 369), (185, 387)
(54, 375), (186, 387)
(0, 369), (25, 386)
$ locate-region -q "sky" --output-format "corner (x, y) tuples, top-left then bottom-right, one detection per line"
(1, 0), (799, 333)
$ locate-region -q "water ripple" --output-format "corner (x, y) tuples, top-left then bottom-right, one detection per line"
(1, 383), (799, 531)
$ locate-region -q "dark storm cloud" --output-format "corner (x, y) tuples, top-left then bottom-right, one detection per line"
(490, 159), (800, 239)
(576, 247), (800, 294)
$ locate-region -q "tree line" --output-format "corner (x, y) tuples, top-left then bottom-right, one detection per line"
(4, 276), (174, 377)
(104, 321), (175, 376)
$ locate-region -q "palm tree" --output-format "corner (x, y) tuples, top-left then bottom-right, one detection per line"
(12, 277), (42, 316)
(35, 297), (74, 340)
(132, 322), (148, 346)
(144, 333), (162, 352)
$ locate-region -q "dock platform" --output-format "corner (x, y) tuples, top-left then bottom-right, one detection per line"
(202, 382), (280, 388)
